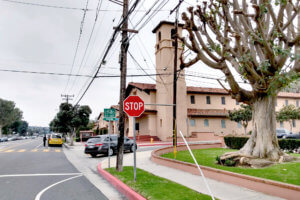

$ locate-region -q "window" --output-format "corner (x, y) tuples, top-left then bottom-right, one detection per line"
(221, 119), (226, 128)
(158, 31), (161, 41)
(221, 97), (226, 105)
(190, 119), (195, 127)
(204, 119), (209, 127)
(236, 101), (239, 105)
(206, 96), (211, 104)
(280, 121), (284, 128)
(297, 100), (299, 107)
(190, 95), (195, 104)
(135, 123), (139, 131)
(171, 29), (176, 39)
(237, 122), (242, 128)
(285, 100), (288, 106)
(293, 119), (296, 127)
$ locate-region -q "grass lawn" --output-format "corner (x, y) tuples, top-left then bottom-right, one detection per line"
(162, 148), (300, 186)
(106, 166), (213, 200)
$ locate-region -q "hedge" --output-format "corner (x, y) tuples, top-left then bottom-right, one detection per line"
(224, 136), (300, 151)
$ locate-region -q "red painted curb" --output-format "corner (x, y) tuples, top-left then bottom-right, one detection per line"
(97, 163), (146, 200)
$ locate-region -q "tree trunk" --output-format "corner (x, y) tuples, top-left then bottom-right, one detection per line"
(243, 125), (247, 135)
(0, 125), (2, 138)
(239, 96), (282, 161)
(70, 129), (74, 146)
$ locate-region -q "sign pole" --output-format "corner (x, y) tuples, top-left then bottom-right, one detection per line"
(108, 121), (111, 168)
(133, 117), (136, 182)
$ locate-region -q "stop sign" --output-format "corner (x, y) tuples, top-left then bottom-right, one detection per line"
(123, 96), (145, 117)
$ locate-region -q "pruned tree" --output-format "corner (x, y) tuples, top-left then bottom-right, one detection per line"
(180, 0), (300, 166)
(276, 104), (300, 132)
(0, 98), (22, 137)
(228, 104), (252, 135)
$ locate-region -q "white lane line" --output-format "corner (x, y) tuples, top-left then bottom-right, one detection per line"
(35, 175), (83, 200)
(34, 143), (43, 149)
(0, 173), (82, 178)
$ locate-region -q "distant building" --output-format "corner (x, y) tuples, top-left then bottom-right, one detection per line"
(97, 21), (300, 141)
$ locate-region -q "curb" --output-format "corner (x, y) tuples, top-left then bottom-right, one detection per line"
(97, 163), (146, 200)
(63, 143), (73, 149)
(151, 145), (300, 200)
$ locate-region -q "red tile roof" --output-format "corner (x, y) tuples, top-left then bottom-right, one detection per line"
(127, 82), (300, 98)
(187, 86), (228, 94)
(188, 109), (229, 117)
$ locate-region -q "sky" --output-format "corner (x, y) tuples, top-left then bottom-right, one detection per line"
(0, 0), (227, 127)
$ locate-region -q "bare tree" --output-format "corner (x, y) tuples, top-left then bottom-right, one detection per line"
(180, 0), (300, 166)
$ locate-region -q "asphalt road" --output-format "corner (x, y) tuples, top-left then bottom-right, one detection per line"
(0, 138), (108, 200)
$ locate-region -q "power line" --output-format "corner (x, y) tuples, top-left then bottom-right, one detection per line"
(0, 68), (93, 77)
(1, 0), (92, 11)
(74, 0), (141, 106)
(63, 0), (90, 93)
(68, 0), (104, 93)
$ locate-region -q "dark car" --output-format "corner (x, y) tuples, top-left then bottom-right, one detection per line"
(84, 134), (137, 157)
(284, 133), (300, 139)
(276, 129), (292, 138)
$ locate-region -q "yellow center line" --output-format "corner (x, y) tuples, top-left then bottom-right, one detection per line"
(55, 149), (61, 152)
(5, 149), (14, 153)
(18, 149), (26, 152)
(43, 149), (50, 152)
(31, 149), (38, 152)
(0, 140), (37, 152)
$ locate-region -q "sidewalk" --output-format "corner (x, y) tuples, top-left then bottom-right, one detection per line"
(100, 150), (284, 200)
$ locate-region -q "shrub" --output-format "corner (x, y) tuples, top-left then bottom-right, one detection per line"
(224, 136), (300, 151)
(224, 136), (249, 149)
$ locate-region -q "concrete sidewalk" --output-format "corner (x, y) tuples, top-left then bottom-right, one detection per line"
(101, 150), (284, 200)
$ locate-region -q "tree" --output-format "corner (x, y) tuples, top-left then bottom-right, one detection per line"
(49, 103), (92, 145)
(0, 98), (22, 137)
(228, 104), (252, 135)
(180, 1), (300, 166)
(9, 120), (29, 135)
(276, 105), (300, 132)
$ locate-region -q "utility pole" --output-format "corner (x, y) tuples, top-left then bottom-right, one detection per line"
(116, 0), (129, 172)
(61, 94), (74, 104)
(170, 0), (183, 150)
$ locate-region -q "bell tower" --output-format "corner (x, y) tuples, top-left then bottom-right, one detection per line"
(152, 21), (187, 140)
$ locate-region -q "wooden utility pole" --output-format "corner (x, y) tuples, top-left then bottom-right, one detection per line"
(61, 94), (74, 104)
(116, 0), (128, 172)
(171, 0), (183, 149)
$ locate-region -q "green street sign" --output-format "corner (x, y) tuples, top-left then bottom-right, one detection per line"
(104, 108), (116, 121)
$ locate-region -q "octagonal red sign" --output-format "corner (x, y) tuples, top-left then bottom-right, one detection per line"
(123, 96), (145, 117)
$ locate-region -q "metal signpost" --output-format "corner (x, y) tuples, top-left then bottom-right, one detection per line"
(104, 108), (116, 168)
(123, 96), (145, 182)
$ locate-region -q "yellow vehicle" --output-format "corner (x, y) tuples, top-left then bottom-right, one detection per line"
(48, 134), (63, 147)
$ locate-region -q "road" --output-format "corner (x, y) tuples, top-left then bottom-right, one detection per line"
(0, 138), (108, 200)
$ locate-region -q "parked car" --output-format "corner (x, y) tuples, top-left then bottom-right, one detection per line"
(84, 134), (137, 158)
(284, 132), (300, 139)
(0, 137), (8, 142)
(276, 128), (292, 138)
(48, 134), (63, 147)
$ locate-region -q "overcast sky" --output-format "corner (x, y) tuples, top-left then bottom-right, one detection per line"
(0, 0), (228, 127)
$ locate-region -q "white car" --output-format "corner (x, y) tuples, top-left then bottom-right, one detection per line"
(276, 128), (292, 138)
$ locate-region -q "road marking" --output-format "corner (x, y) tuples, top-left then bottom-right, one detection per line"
(0, 173), (82, 178)
(43, 149), (49, 152)
(34, 143), (43, 149)
(0, 140), (36, 152)
(55, 149), (61, 152)
(5, 149), (14, 152)
(18, 149), (26, 152)
(35, 175), (83, 200)
(31, 149), (38, 152)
